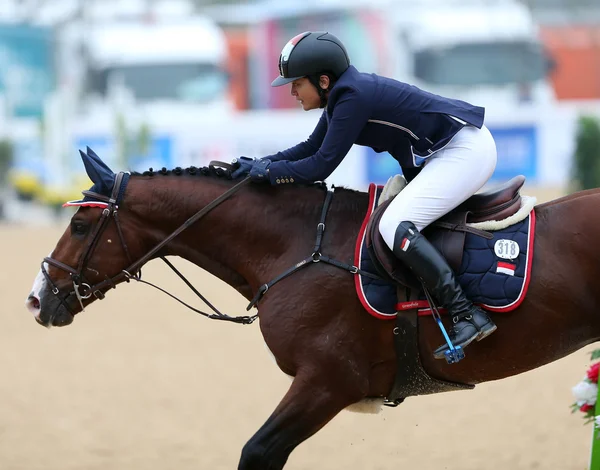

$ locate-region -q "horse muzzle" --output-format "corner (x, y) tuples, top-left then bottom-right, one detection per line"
(26, 291), (74, 328)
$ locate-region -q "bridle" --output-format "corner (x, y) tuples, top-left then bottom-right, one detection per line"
(41, 163), (257, 325)
(39, 161), (380, 328)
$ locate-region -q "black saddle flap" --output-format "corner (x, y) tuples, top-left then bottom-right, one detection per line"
(365, 199), (468, 289)
(424, 211), (468, 272)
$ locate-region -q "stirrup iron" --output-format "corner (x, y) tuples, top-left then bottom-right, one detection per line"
(423, 286), (465, 364)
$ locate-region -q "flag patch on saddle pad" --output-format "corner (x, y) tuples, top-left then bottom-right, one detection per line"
(496, 261), (516, 276)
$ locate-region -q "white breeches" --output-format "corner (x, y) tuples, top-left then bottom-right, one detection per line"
(379, 124), (497, 251)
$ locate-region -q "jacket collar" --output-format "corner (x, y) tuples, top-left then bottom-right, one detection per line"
(333, 65), (359, 88)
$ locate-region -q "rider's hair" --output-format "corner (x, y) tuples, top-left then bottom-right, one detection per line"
(307, 73), (336, 108)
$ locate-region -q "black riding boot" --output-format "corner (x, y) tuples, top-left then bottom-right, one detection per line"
(392, 221), (497, 360)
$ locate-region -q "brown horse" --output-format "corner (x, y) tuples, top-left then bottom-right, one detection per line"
(25, 150), (600, 470)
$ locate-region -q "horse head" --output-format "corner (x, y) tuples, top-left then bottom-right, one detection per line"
(25, 148), (141, 327)
(25, 148), (268, 328)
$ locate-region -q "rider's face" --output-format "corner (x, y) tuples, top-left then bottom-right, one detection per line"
(290, 76), (329, 111)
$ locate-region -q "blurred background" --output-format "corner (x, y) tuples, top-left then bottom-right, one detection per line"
(2, 2), (600, 469)
(0, 0), (598, 220)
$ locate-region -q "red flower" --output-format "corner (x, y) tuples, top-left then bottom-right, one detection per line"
(581, 403), (594, 413)
(588, 363), (600, 383)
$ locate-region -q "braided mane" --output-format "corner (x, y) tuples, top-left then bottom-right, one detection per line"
(131, 165), (229, 178)
(129, 164), (365, 213)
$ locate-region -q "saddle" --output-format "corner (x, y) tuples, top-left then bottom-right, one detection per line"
(366, 175), (525, 290)
(367, 175), (527, 404)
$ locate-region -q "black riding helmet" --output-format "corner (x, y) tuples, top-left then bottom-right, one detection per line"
(271, 31), (350, 88)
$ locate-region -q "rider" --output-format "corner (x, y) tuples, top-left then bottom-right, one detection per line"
(231, 31), (498, 359)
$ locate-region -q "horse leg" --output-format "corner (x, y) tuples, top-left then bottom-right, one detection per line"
(238, 370), (365, 470)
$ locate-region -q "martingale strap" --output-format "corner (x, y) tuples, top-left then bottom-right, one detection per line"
(46, 171), (258, 325)
(247, 190), (381, 310)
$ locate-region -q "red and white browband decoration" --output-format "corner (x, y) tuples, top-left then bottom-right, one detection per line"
(63, 200), (109, 209)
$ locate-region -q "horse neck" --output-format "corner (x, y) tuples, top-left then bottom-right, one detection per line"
(123, 175), (333, 297)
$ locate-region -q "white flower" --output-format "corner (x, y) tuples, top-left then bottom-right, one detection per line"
(572, 380), (598, 406)
(595, 416), (600, 429)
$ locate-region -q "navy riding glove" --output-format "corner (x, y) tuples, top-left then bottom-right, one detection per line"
(249, 159), (271, 183)
(231, 156), (254, 179)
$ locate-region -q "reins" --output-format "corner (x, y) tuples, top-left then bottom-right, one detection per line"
(43, 166), (257, 324)
(113, 175), (258, 324)
(43, 163), (381, 326)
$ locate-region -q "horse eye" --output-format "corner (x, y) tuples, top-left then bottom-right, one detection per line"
(71, 221), (88, 236)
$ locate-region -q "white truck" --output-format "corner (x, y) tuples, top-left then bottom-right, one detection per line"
(36, 13), (233, 207)
(81, 17), (232, 121)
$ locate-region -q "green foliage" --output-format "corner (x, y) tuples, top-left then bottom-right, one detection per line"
(137, 123), (152, 157)
(0, 139), (14, 185)
(573, 115), (600, 190)
(115, 112), (128, 169)
(114, 113), (154, 168)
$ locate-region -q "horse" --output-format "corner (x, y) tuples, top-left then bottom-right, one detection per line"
(25, 149), (600, 470)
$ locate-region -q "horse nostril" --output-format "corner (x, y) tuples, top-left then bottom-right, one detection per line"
(26, 294), (41, 313)
(29, 295), (40, 309)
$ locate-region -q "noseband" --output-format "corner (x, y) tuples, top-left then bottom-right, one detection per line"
(41, 163), (255, 324)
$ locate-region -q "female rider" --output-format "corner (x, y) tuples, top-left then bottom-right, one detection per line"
(232, 31), (498, 360)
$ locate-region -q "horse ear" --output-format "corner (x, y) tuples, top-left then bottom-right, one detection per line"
(79, 148), (115, 195)
(86, 146), (115, 175)
(80, 149), (102, 184)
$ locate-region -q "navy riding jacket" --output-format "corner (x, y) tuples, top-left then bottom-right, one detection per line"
(265, 65), (485, 185)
